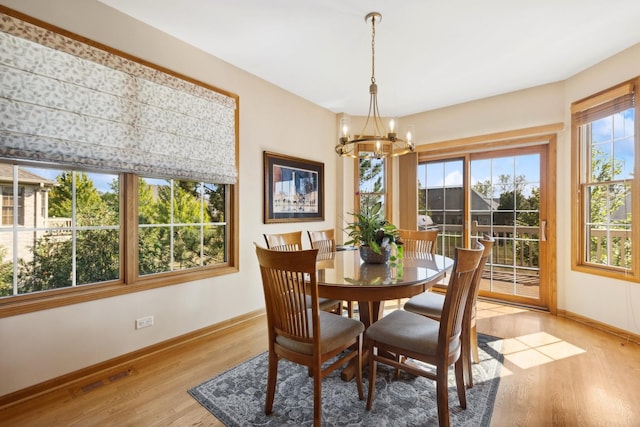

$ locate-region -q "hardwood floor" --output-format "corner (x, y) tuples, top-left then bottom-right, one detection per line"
(1, 301), (639, 426)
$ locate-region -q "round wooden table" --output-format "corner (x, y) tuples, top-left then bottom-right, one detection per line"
(317, 249), (454, 327)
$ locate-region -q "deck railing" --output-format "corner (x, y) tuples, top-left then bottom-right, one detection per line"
(435, 221), (632, 270)
(586, 228), (631, 268)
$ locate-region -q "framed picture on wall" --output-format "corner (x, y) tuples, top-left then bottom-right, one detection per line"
(263, 151), (324, 223)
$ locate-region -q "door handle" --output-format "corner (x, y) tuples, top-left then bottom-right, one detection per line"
(540, 220), (547, 242)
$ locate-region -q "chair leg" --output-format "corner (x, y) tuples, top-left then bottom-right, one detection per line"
(313, 362), (322, 427)
(436, 366), (450, 427)
(455, 358), (467, 409)
(464, 324), (479, 388)
(462, 326), (473, 388)
(355, 335), (364, 400)
(366, 345), (377, 410)
(265, 352), (278, 414)
(470, 324), (479, 364)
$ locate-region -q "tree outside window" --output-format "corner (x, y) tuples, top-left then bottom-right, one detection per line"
(0, 164), (230, 298)
(358, 154), (386, 215)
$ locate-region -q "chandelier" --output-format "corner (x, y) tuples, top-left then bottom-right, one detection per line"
(335, 12), (415, 159)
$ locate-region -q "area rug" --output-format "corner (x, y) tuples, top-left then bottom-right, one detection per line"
(189, 334), (503, 426)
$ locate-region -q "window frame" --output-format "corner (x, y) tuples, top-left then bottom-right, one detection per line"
(0, 169), (238, 318)
(571, 77), (640, 282)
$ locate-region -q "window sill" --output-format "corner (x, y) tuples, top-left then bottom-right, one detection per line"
(0, 264), (239, 318)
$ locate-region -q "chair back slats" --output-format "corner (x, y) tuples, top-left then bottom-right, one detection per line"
(398, 229), (438, 258)
(438, 245), (483, 360)
(256, 246), (318, 344)
(274, 270), (309, 340)
(264, 231), (303, 251)
(311, 239), (334, 253)
(308, 229), (336, 254)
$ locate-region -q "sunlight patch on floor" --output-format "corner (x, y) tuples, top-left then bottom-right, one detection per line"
(489, 331), (587, 370)
(476, 301), (528, 319)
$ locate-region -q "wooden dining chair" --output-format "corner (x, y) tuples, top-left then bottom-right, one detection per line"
(308, 229), (355, 318)
(404, 235), (494, 388)
(398, 228), (439, 257)
(263, 231), (303, 251)
(255, 245), (365, 427)
(365, 244), (484, 427)
(264, 231), (342, 315)
(307, 229), (335, 253)
(392, 228), (440, 308)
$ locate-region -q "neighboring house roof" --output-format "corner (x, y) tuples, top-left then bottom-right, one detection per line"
(426, 187), (498, 211)
(0, 164), (57, 187)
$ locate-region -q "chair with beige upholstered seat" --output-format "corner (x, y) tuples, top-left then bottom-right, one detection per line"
(255, 245), (365, 427)
(365, 244), (484, 427)
(264, 231), (342, 314)
(308, 229), (355, 318)
(404, 235), (494, 388)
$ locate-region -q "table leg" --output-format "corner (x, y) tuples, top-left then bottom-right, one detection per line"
(339, 300), (385, 381)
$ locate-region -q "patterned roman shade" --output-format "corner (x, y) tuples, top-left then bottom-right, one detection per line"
(0, 11), (238, 184)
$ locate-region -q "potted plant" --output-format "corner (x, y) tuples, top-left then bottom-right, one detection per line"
(344, 202), (402, 264)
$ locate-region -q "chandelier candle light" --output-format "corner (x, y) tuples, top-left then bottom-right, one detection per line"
(336, 12), (416, 159)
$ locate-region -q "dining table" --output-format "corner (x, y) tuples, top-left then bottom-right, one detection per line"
(315, 248), (454, 380)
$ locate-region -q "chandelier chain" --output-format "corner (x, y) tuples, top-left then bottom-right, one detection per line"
(371, 16), (376, 84)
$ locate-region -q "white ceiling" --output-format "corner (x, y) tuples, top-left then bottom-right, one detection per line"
(99, 0), (640, 117)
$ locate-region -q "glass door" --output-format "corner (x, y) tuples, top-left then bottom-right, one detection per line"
(419, 144), (551, 309)
(470, 147), (547, 307)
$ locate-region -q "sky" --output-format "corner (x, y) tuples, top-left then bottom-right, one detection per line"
(419, 153), (542, 197)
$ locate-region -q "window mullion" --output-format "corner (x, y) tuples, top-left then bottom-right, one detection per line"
(12, 166), (18, 296)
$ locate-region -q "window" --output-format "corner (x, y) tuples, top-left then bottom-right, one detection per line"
(572, 79), (639, 280)
(0, 163), (235, 313)
(138, 178), (227, 275)
(357, 152), (389, 216)
(1, 185), (24, 226)
(0, 9), (239, 316)
(418, 159), (464, 257)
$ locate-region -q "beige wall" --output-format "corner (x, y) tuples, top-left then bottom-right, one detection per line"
(405, 81), (566, 144)
(1, 0), (639, 397)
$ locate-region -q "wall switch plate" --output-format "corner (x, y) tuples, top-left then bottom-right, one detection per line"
(135, 316), (154, 329)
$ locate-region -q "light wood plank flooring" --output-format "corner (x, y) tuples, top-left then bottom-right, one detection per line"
(1, 302), (639, 426)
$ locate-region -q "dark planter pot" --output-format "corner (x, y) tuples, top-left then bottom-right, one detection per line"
(359, 245), (391, 264)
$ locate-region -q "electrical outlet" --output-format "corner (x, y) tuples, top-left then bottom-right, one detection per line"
(135, 315), (154, 329)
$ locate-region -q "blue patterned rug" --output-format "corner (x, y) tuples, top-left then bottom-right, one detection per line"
(189, 334), (503, 426)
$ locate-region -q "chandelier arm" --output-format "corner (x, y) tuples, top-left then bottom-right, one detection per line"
(357, 90), (375, 139)
(372, 92), (385, 137)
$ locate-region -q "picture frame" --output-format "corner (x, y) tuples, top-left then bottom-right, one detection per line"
(263, 151), (324, 223)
